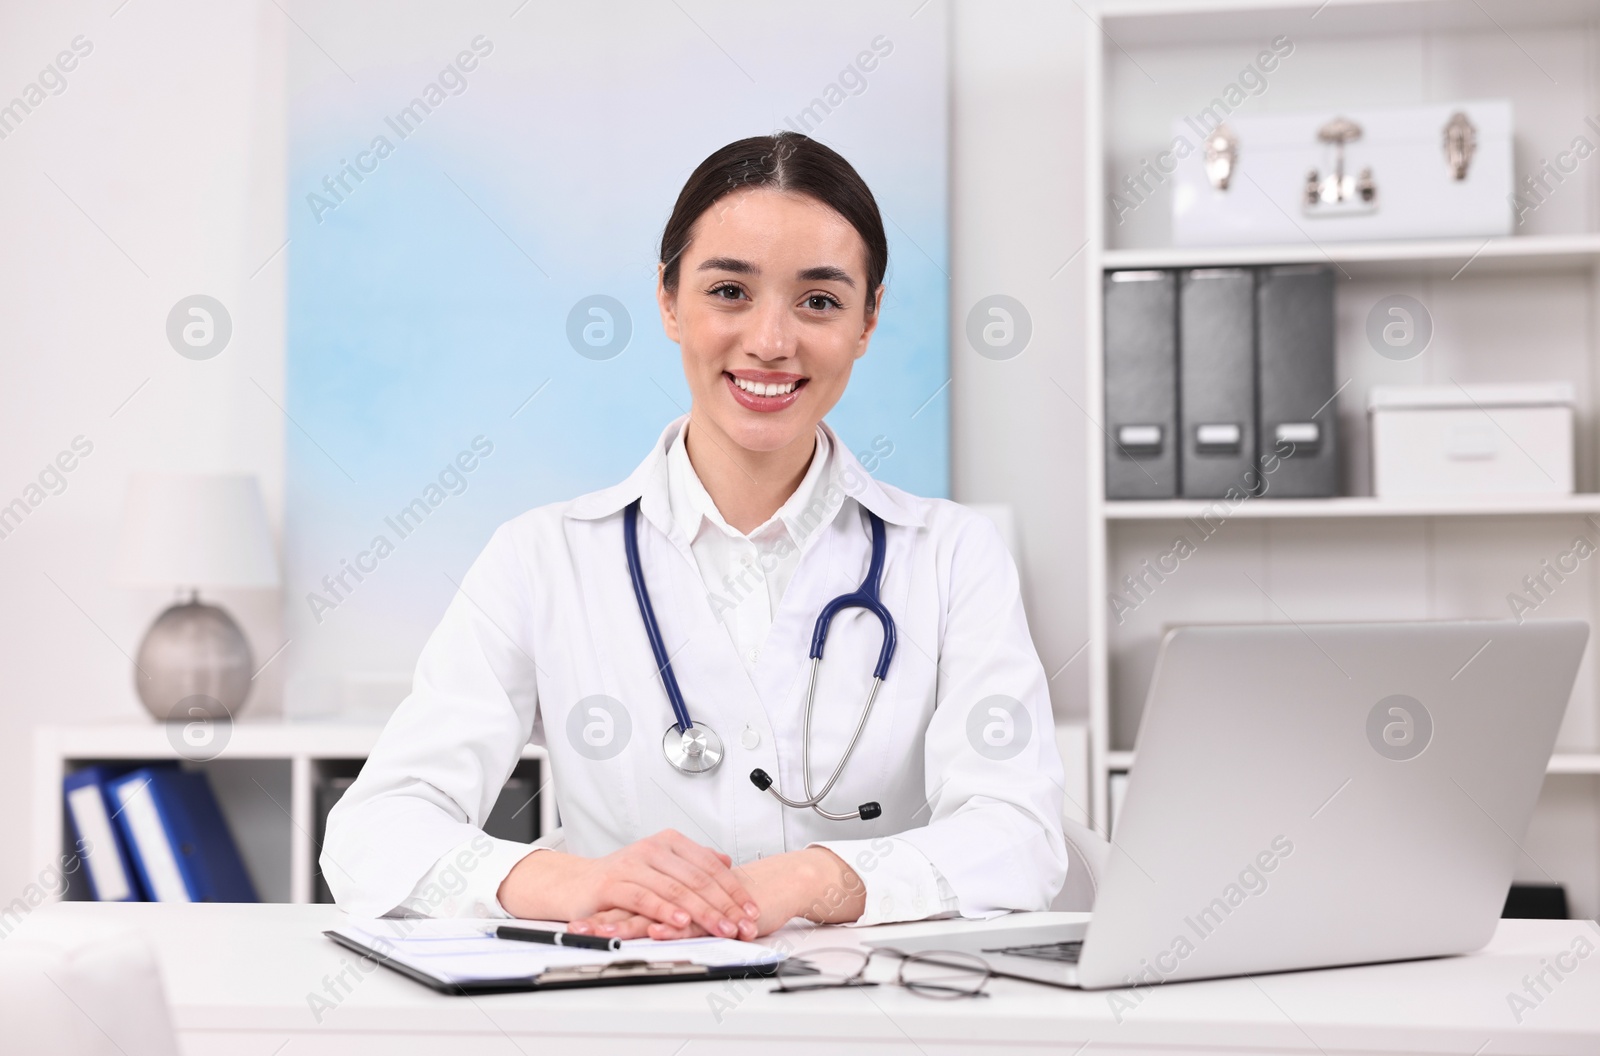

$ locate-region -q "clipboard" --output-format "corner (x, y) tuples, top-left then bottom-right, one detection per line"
(324, 919), (785, 996)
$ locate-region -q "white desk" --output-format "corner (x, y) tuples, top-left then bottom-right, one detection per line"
(18, 902), (1600, 1054)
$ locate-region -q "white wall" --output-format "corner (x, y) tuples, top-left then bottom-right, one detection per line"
(951, 0), (1091, 725)
(0, 0), (288, 902)
(0, 0), (1096, 904)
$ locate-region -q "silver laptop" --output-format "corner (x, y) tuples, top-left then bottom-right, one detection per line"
(870, 619), (1587, 990)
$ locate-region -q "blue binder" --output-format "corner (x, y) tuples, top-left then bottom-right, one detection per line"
(107, 767), (259, 903)
(62, 765), (148, 902)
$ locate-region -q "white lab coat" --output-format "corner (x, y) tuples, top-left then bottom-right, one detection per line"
(322, 416), (1068, 922)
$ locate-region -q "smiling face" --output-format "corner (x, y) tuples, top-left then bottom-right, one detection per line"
(656, 186), (883, 459)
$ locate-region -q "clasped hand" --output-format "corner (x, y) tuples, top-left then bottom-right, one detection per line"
(495, 828), (865, 940)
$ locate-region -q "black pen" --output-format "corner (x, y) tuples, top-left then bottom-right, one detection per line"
(496, 925), (622, 951)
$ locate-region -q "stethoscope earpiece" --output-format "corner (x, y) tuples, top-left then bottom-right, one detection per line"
(750, 771), (882, 823)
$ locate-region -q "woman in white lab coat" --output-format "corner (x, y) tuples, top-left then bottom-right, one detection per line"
(323, 132), (1068, 942)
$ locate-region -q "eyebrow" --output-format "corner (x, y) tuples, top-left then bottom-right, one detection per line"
(695, 256), (857, 288)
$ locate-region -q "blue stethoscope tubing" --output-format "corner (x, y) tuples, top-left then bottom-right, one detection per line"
(623, 499), (724, 775)
(623, 498), (889, 821)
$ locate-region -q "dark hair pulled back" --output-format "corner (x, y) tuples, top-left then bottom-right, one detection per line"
(659, 132), (888, 315)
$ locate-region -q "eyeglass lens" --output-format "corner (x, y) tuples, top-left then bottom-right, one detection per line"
(774, 947), (989, 999)
(898, 950), (991, 998)
(774, 947), (873, 990)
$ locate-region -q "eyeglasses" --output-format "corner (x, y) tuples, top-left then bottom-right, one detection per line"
(771, 946), (991, 1000)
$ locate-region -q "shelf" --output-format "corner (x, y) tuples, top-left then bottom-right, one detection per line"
(36, 719), (546, 760)
(34, 722), (555, 905)
(1100, 0), (1600, 50)
(1101, 234), (1600, 280)
(1105, 750), (1600, 775)
(1548, 754), (1600, 776)
(1104, 495), (1600, 521)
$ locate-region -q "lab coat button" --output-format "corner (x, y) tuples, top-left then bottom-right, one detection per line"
(740, 726), (761, 750)
(748, 648), (760, 664)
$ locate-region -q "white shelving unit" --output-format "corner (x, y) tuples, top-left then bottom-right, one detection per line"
(1110, 494), (1600, 519)
(34, 721), (554, 904)
(1084, 0), (1600, 919)
(1103, 232), (1600, 276)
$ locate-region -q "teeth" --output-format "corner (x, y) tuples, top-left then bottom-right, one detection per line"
(732, 376), (798, 397)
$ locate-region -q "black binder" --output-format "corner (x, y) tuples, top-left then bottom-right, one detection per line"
(1103, 270), (1177, 499)
(1179, 268), (1256, 498)
(1256, 265), (1339, 497)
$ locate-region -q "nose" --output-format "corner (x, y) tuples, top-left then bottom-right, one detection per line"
(744, 296), (797, 363)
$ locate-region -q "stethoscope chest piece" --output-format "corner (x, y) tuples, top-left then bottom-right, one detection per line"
(663, 722), (723, 775)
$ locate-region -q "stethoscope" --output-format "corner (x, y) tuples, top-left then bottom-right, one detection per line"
(622, 498), (892, 821)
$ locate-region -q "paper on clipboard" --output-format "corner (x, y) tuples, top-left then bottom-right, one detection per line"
(331, 917), (785, 987)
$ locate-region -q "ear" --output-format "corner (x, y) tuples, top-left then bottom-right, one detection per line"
(656, 262), (681, 344)
(854, 283), (885, 360)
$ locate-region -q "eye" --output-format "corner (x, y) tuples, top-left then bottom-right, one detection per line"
(805, 292), (843, 311)
(708, 282), (746, 301)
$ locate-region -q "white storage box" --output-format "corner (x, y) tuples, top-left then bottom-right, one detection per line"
(1368, 383), (1575, 498)
(1170, 100), (1512, 247)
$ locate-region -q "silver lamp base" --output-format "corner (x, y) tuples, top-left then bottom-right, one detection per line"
(134, 595), (253, 722)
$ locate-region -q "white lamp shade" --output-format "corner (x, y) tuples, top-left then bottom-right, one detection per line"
(113, 473), (279, 589)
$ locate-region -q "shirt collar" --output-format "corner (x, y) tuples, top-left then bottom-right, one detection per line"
(563, 414), (924, 533)
(667, 419), (834, 548)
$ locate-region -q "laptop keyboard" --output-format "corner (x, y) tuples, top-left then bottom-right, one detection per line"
(983, 940), (1084, 964)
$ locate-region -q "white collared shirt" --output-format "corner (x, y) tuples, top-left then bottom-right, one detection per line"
(322, 416), (1067, 928)
(664, 419), (832, 673)
(662, 421), (959, 922)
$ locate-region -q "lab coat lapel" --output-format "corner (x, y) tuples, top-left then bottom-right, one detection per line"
(748, 521), (838, 723)
(598, 515), (761, 856)
(637, 508), (766, 720)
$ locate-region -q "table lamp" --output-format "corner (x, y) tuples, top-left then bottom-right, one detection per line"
(113, 473), (279, 722)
